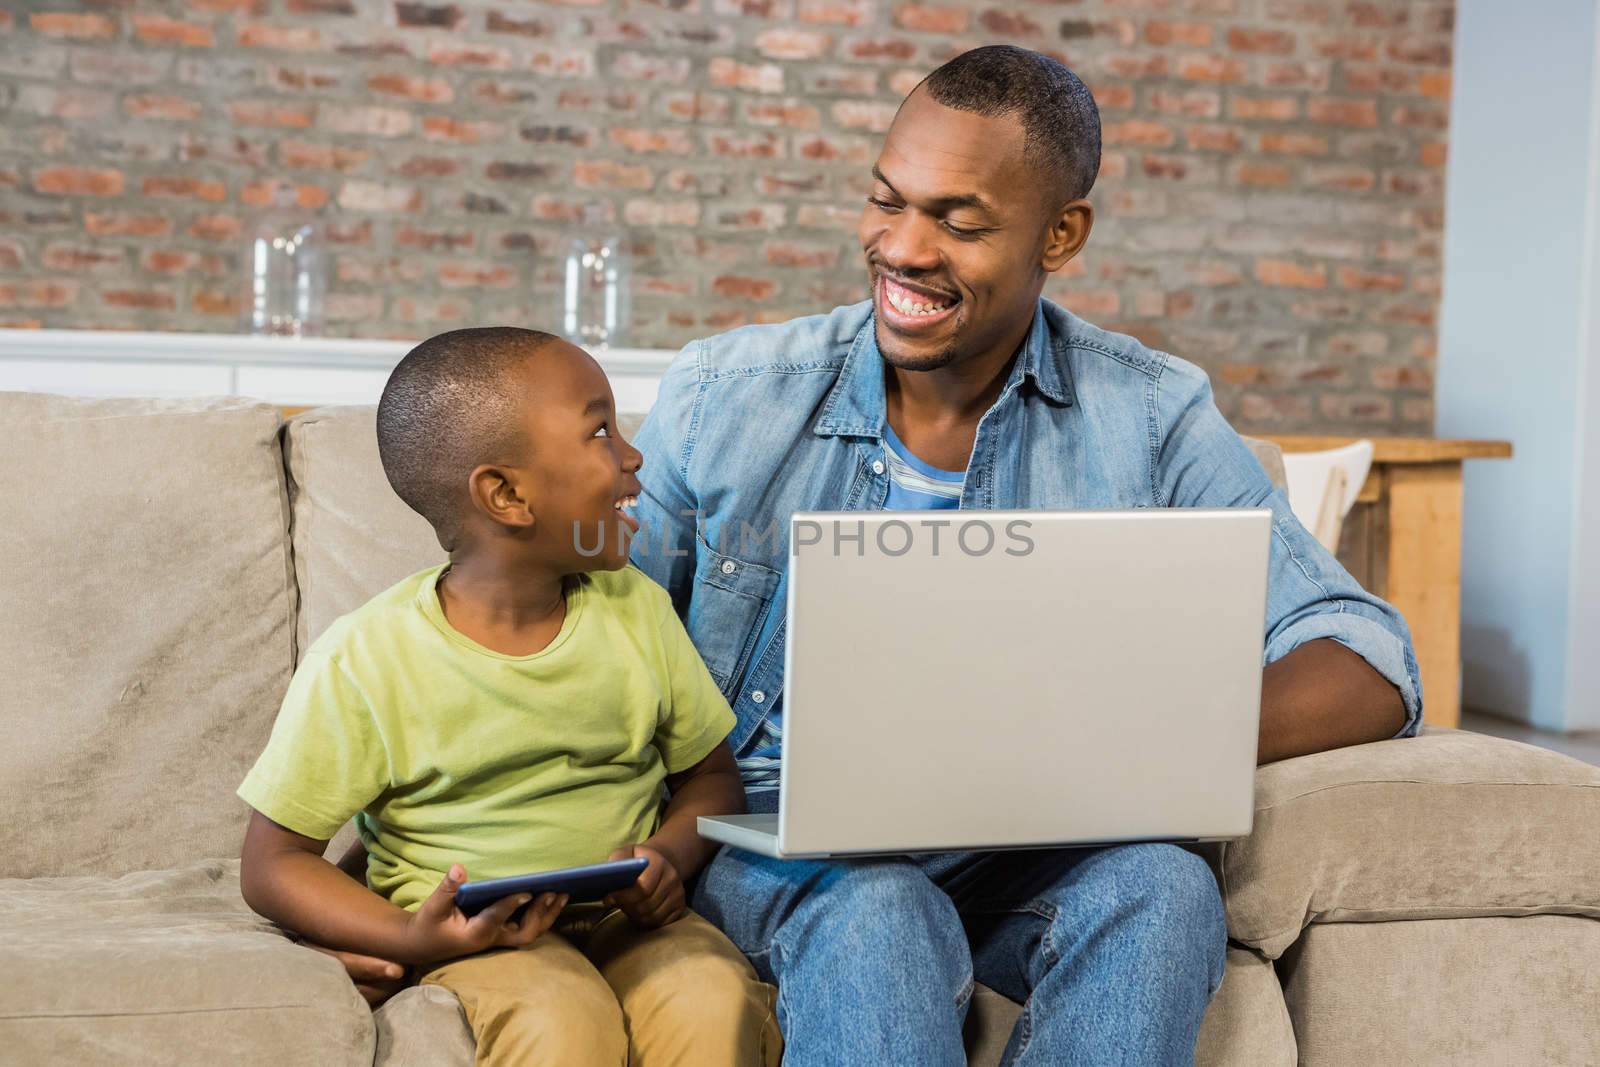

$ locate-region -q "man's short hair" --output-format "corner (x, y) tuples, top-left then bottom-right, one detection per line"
(921, 45), (1102, 205)
(376, 326), (558, 551)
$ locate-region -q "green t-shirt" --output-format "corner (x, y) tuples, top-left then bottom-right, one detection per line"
(238, 564), (734, 911)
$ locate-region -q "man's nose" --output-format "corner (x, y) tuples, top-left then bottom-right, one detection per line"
(876, 212), (942, 274)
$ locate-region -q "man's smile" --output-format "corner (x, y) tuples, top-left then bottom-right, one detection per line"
(876, 274), (961, 334)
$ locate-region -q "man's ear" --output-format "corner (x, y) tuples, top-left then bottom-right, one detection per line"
(467, 463), (536, 532)
(1041, 199), (1093, 273)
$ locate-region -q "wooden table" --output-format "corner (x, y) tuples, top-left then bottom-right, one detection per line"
(1263, 436), (1513, 729)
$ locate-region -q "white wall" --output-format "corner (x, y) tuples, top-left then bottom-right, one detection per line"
(1437, 0), (1600, 730)
(1567, 14), (1600, 731)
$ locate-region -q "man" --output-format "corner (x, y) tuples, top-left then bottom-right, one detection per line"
(624, 45), (1420, 1065)
(327, 44), (1419, 1062)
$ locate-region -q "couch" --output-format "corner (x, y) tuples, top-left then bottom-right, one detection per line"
(3, 391), (1597, 1065)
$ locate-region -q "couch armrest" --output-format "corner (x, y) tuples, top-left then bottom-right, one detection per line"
(1218, 728), (1600, 958)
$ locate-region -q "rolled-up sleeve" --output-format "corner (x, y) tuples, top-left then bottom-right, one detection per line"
(1259, 511), (1423, 734)
(1155, 364), (1423, 736)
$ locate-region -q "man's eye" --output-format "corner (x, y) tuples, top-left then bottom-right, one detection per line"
(945, 222), (984, 239)
(867, 196), (900, 213)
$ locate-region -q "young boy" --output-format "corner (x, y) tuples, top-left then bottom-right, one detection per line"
(238, 327), (778, 1067)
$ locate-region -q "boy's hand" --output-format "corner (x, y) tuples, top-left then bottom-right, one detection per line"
(405, 864), (567, 964)
(306, 944), (408, 1008)
(604, 844), (686, 928)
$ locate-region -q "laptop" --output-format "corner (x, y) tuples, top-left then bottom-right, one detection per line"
(698, 509), (1272, 859)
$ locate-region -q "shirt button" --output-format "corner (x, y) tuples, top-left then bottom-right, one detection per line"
(751, 690), (766, 704)
(872, 460), (885, 475)
(720, 559), (736, 575)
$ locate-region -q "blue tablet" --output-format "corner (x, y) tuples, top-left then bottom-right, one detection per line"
(453, 858), (649, 918)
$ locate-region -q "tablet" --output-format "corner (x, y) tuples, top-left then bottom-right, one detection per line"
(453, 857), (649, 918)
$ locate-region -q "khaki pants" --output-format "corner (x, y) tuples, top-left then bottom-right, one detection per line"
(420, 908), (781, 1067)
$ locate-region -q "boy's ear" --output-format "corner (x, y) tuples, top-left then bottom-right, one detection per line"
(467, 464), (537, 532)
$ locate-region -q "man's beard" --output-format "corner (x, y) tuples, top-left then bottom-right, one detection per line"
(874, 316), (963, 371)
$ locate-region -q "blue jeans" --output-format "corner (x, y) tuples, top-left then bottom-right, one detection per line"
(691, 796), (1226, 1066)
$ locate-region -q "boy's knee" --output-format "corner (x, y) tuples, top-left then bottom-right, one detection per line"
(598, 914), (779, 1066)
(440, 970), (627, 1067)
(623, 953), (779, 1067)
(610, 915), (767, 1017)
(631, 944), (765, 1014)
(478, 989), (628, 1067)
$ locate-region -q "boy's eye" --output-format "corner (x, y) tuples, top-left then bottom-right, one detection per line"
(593, 424), (610, 438)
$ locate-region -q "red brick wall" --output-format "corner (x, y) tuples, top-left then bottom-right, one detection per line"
(0, 1), (1453, 432)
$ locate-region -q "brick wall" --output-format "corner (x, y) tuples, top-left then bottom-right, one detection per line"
(0, 0), (1452, 432)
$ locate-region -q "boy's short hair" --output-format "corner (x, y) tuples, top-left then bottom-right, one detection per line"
(377, 326), (560, 551)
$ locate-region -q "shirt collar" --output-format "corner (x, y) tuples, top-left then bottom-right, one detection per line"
(814, 300), (1074, 439)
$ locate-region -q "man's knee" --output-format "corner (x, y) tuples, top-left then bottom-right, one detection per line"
(782, 860), (972, 989)
(802, 860), (956, 931)
(697, 851), (961, 949)
(1139, 845), (1224, 935)
(698, 853), (972, 1005)
(1069, 844), (1225, 981)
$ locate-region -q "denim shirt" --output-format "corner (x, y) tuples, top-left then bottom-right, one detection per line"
(629, 299), (1423, 764)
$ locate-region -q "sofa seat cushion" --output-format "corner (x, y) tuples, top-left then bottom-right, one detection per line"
(1281, 915), (1600, 1064)
(1220, 728), (1600, 958)
(0, 862), (374, 1066)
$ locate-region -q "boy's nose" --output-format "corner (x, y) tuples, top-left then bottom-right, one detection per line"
(622, 442), (643, 472)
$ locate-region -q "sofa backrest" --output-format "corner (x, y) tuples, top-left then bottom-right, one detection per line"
(1243, 437), (1288, 492)
(0, 393), (298, 878)
(283, 407), (443, 656)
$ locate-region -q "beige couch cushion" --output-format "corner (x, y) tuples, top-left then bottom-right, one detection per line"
(283, 407), (443, 654)
(1193, 947), (1296, 1067)
(1281, 915), (1600, 1064)
(1220, 728), (1600, 958)
(0, 392), (296, 878)
(1239, 435), (1287, 491)
(375, 985), (476, 1067)
(0, 862), (374, 1065)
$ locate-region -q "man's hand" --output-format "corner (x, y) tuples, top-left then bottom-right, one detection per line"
(305, 944), (408, 1008)
(404, 864), (568, 965)
(604, 843), (686, 927)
